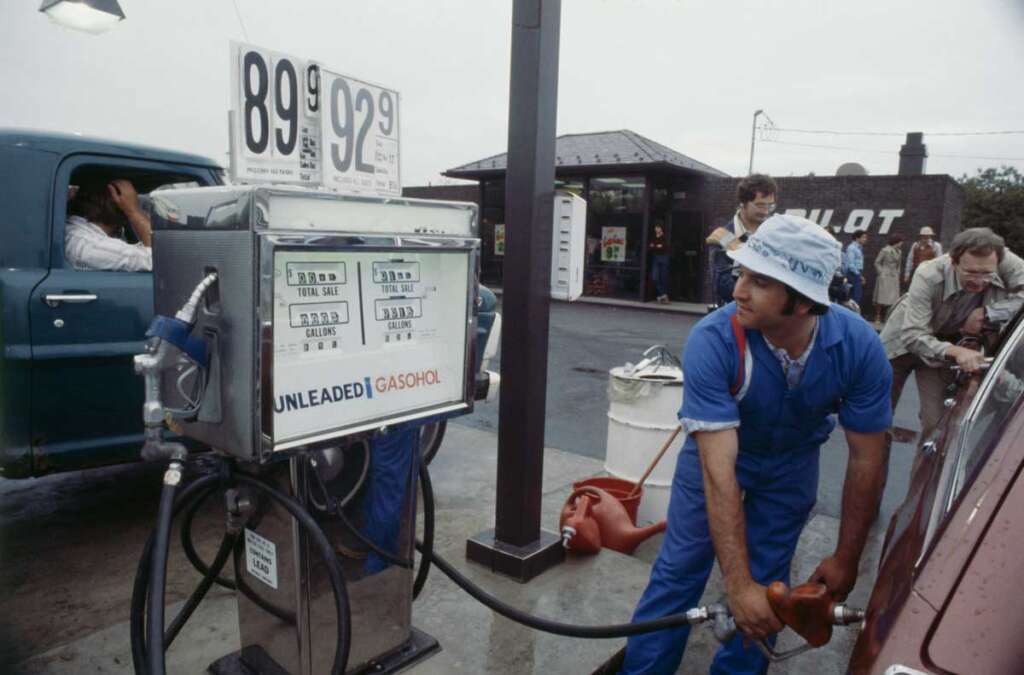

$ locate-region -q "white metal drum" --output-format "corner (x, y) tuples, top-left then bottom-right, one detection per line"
(605, 362), (685, 524)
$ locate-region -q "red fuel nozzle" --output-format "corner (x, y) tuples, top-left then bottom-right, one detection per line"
(766, 581), (865, 648)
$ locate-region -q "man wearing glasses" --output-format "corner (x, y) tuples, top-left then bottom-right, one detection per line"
(707, 174), (778, 307)
(880, 227), (1024, 441)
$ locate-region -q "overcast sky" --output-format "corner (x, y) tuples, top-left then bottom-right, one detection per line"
(3, 0), (1023, 186)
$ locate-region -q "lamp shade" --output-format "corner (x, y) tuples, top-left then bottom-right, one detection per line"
(39, 0), (125, 34)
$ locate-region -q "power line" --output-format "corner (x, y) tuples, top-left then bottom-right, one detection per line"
(931, 152), (1024, 161)
(232, 0), (250, 42)
(761, 126), (1024, 137)
(762, 138), (1024, 161)
(762, 139), (895, 154)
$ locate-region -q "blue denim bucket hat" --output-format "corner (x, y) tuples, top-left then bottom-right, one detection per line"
(726, 214), (842, 305)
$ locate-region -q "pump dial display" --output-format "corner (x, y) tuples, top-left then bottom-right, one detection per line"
(289, 301), (350, 328)
(372, 261), (419, 284)
(374, 298), (422, 321)
(286, 261), (347, 286)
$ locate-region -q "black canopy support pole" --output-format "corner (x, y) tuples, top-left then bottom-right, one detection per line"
(465, 0), (564, 583)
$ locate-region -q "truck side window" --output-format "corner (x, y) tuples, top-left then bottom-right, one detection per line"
(63, 169), (207, 272)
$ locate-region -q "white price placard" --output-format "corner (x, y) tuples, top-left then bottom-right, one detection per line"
(231, 42), (322, 184)
(320, 70), (401, 197)
(229, 42), (401, 197)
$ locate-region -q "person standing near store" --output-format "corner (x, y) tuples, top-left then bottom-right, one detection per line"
(649, 222), (671, 303)
(707, 174), (778, 307)
(843, 230), (868, 310)
(621, 214), (892, 675)
(872, 234), (903, 324)
(881, 227), (1024, 443)
(903, 226), (942, 285)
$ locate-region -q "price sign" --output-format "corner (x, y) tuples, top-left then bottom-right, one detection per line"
(321, 70), (401, 197)
(229, 42), (401, 197)
(230, 42), (322, 185)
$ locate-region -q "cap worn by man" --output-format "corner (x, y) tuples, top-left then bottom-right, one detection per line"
(727, 213), (841, 306)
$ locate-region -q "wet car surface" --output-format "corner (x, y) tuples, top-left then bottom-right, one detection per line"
(849, 311), (1024, 674)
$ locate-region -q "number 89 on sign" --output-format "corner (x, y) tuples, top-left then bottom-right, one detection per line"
(234, 44), (322, 184)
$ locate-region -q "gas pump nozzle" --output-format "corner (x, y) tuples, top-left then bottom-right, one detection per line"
(683, 582), (865, 663)
(134, 273), (218, 461)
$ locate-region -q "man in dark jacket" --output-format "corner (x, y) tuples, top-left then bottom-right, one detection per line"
(707, 174), (778, 306)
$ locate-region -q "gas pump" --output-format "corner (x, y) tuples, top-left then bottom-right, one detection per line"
(132, 186), (481, 674)
(129, 185), (868, 675)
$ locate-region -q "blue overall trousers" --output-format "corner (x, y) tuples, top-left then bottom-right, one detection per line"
(621, 446), (818, 674)
(621, 303), (893, 674)
(361, 426), (420, 575)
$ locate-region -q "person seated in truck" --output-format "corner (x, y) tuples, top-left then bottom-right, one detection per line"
(65, 178), (154, 271)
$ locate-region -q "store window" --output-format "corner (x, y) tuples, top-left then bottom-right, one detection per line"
(481, 179), (505, 286)
(585, 175), (645, 299)
(555, 175), (585, 197)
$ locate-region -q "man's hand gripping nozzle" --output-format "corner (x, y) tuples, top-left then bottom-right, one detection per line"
(686, 582), (865, 663)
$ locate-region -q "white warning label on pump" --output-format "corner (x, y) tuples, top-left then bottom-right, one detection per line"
(244, 528), (279, 590)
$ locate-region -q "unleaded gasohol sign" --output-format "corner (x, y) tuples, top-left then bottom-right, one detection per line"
(229, 42), (401, 197)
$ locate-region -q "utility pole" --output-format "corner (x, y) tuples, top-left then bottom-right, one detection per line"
(748, 109), (763, 175)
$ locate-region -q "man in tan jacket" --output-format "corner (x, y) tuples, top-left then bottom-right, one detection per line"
(880, 228), (1024, 441)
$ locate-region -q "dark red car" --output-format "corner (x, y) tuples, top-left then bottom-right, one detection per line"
(848, 311), (1024, 674)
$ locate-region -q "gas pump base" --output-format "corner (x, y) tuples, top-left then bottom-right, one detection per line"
(466, 529), (565, 583)
(208, 627), (440, 675)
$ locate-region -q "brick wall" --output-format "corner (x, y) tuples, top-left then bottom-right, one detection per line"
(404, 175), (966, 314)
(402, 184), (480, 206)
(701, 174), (964, 311)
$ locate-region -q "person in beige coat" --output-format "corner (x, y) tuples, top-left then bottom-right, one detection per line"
(872, 234), (903, 323)
(879, 228), (1024, 442)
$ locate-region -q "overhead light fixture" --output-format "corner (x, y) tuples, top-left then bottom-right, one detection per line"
(39, 0), (125, 34)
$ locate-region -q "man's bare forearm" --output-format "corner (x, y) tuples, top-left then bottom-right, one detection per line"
(834, 430), (888, 565)
(126, 209), (153, 247)
(697, 429), (752, 592)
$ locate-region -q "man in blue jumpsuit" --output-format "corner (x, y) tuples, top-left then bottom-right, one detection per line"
(621, 214), (892, 674)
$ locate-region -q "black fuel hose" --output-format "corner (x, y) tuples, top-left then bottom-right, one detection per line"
(412, 459), (434, 600)
(414, 462), (703, 639)
(146, 461), (188, 675)
(309, 457), (414, 570)
(132, 463), (352, 675)
(131, 471), (220, 673)
(181, 485), (236, 590)
(178, 481), (296, 624)
(234, 473), (352, 674)
(164, 531), (236, 647)
(228, 534), (297, 625)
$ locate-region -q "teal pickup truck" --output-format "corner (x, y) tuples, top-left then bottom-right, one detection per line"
(0, 130), (225, 477)
(0, 129), (497, 478)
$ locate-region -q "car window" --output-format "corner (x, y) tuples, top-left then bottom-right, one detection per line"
(948, 321), (1024, 506)
(62, 170), (212, 268)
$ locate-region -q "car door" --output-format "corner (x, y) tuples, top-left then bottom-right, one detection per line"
(28, 154), (219, 474)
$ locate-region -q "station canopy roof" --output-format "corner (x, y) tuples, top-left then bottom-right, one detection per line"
(444, 129), (729, 180)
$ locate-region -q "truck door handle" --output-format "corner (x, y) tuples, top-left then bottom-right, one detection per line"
(43, 293), (98, 307)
